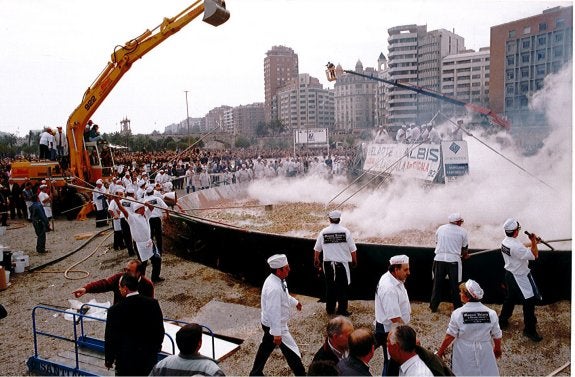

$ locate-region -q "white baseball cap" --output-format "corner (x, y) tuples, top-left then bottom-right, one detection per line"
(448, 213), (463, 223)
(328, 210), (341, 220)
(503, 218), (520, 231)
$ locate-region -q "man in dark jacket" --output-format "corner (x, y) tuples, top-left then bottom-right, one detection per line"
(311, 316), (354, 368)
(29, 195), (49, 253)
(104, 273), (164, 376)
(336, 328), (375, 376)
(72, 259), (154, 304)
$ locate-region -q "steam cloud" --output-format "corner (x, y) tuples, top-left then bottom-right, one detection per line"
(248, 63), (572, 249)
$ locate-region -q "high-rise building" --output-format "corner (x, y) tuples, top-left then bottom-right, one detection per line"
(386, 25), (465, 125)
(333, 60), (378, 131)
(418, 29), (466, 122)
(386, 25), (426, 126)
(490, 6), (573, 121)
(276, 74), (334, 131)
(441, 48), (491, 117)
(264, 46), (299, 123)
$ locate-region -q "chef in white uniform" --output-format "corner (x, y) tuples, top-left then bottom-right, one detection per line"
(374, 254), (411, 376)
(430, 213), (469, 313)
(249, 254), (305, 376)
(436, 279), (502, 376)
(498, 218), (543, 342)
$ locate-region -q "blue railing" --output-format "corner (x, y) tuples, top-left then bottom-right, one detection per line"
(29, 304), (217, 376)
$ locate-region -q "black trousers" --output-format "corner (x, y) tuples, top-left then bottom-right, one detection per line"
(323, 261), (349, 314)
(430, 260), (462, 311)
(375, 322), (400, 376)
(140, 245), (162, 281)
(149, 217), (163, 252)
(249, 324), (305, 376)
(113, 230), (125, 250)
(120, 218), (135, 256)
(33, 220), (47, 253)
(499, 271), (539, 333)
(95, 209), (107, 227)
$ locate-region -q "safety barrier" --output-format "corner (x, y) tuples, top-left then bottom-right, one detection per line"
(27, 304), (216, 376)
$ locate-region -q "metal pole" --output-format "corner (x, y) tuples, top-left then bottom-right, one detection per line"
(184, 90), (191, 144)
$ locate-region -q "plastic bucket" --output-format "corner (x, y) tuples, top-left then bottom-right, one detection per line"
(14, 259), (25, 273)
(22, 255), (30, 267)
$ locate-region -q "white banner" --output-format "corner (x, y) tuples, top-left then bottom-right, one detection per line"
(363, 143), (442, 181)
(441, 140), (469, 179)
(294, 128), (328, 145)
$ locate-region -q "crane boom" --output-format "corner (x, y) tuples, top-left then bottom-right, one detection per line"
(325, 63), (510, 130)
(67, 0), (230, 182)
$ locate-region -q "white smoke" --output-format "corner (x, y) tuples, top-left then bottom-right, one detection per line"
(247, 63), (572, 249)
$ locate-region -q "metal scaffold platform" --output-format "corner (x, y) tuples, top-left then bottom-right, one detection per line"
(27, 304), (242, 376)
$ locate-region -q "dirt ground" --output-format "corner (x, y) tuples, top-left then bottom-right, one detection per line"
(0, 216), (570, 376)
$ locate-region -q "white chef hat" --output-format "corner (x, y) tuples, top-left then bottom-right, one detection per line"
(448, 213), (463, 223)
(145, 186), (154, 194)
(115, 187), (125, 194)
(126, 187), (135, 194)
(503, 218), (520, 231)
(328, 210), (341, 220)
(464, 279), (484, 300)
(267, 254), (288, 269)
(389, 255), (409, 265)
(96, 179), (103, 185)
(132, 201), (145, 212)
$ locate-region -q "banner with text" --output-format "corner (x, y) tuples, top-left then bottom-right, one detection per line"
(363, 143), (442, 181)
(441, 140), (469, 182)
(294, 128), (328, 145)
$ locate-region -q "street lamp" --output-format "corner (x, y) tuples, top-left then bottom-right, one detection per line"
(184, 90), (191, 143)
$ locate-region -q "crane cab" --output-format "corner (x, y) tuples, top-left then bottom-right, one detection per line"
(84, 141), (115, 183)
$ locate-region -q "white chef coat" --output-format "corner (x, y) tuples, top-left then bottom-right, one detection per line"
(375, 271), (411, 332)
(260, 273), (301, 356)
(144, 195), (168, 219)
(93, 186), (107, 211)
(434, 223), (468, 281)
(38, 191), (52, 218)
(400, 354), (433, 377)
(447, 301), (502, 376)
(314, 223), (357, 284)
(501, 236), (536, 298)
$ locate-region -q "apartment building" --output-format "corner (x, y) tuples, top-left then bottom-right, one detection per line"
(417, 29), (466, 122)
(386, 25), (424, 126)
(276, 74), (334, 131)
(386, 25), (466, 125)
(441, 47), (491, 116)
(490, 6), (573, 119)
(204, 105), (231, 132)
(222, 103), (265, 136)
(263, 46), (299, 123)
(333, 60), (377, 131)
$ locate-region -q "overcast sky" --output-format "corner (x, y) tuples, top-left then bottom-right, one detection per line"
(0, 0), (570, 136)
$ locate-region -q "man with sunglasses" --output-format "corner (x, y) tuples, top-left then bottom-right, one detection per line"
(498, 218), (543, 342)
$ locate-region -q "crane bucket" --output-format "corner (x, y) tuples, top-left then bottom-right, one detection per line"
(203, 0), (230, 26)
